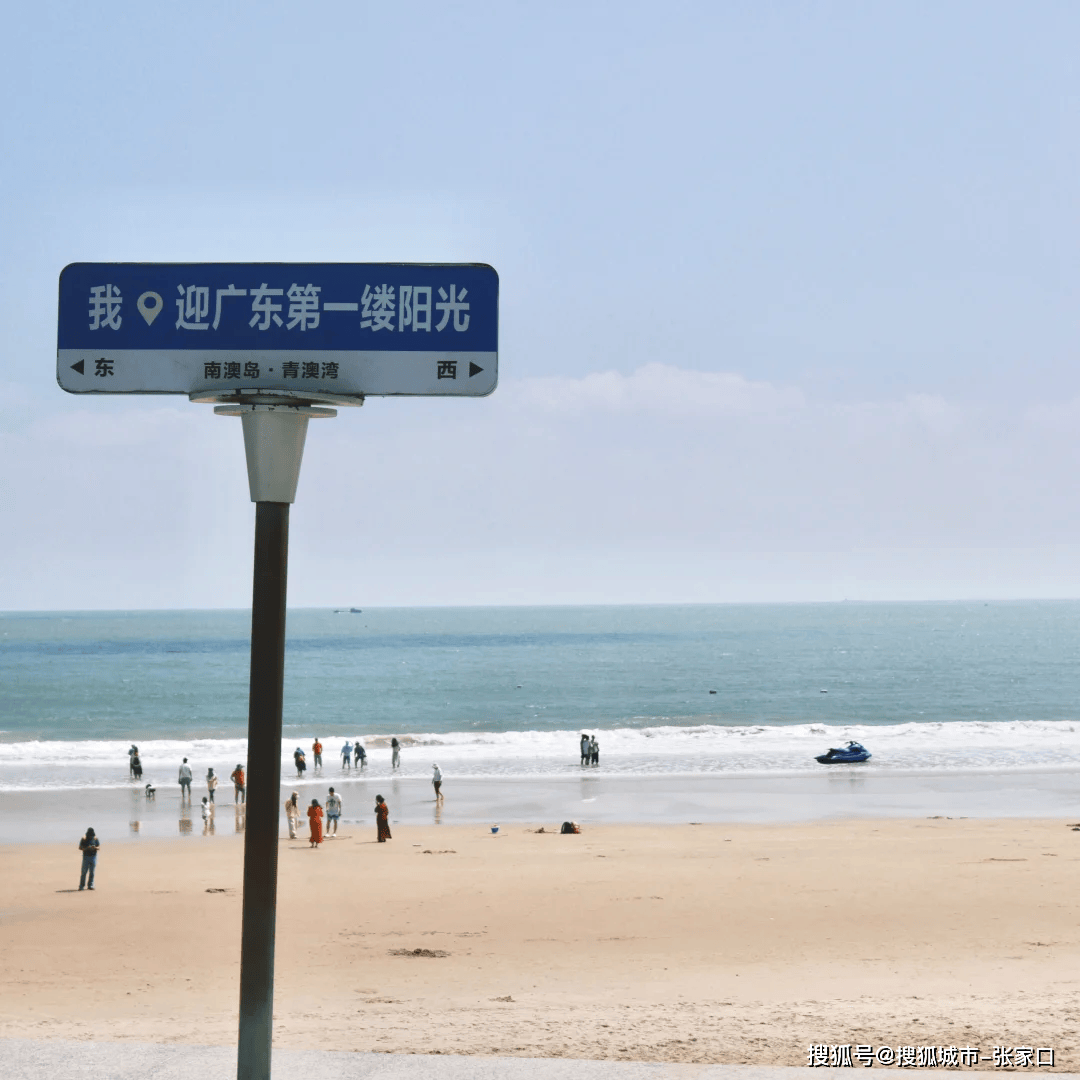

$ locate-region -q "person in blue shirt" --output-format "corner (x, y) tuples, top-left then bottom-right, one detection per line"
(341, 741), (352, 769)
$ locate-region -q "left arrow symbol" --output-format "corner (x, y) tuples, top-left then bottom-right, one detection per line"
(71, 360), (85, 374)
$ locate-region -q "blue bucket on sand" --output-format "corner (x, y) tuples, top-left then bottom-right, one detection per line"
(491, 826), (499, 834)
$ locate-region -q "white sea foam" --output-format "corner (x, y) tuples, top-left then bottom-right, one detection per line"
(0, 720), (1078, 791)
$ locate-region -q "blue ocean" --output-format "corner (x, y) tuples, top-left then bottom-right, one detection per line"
(2, 601), (1080, 795)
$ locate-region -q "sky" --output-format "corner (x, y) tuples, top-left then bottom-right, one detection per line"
(2, 1), (1079, 608)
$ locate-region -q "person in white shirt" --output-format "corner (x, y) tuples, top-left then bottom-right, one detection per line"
(432, 764), (443, 801)
(284, 791), (302, 839)
(178, 758), (193, 800)
(325, 787), (343, 835)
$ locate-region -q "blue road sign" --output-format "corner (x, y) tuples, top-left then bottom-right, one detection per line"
(57, 263), (498, 397)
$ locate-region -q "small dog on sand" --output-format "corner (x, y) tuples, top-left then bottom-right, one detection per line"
(144, 784), (156, 799)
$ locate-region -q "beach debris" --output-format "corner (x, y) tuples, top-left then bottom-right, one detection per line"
(709, 689), (717, 694)
(205, 887), (233, 894)
(492, 995), (514, 1002)
(419, 849), (457, 854)
(390, 948), (449, 958)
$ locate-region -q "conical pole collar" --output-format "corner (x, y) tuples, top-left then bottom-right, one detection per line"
(213, 403), (335, 503)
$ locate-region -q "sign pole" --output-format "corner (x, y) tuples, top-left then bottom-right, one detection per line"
(219, 403), (336, 1080)
(237, 498), (289, 1080)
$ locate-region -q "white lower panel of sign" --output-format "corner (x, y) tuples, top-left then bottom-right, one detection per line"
(57, 349), (498, 397)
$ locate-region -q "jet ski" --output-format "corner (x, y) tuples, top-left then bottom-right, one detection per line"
(815, 741), (871, 764)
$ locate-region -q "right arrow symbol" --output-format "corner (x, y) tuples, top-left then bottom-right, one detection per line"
(469, 362), (483, 378)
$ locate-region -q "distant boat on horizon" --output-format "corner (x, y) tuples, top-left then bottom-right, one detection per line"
(332, 607), (363, 614)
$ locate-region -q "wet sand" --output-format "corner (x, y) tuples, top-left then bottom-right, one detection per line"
(0, 818), (1077, 1067)
(4, 767), (1080, 843)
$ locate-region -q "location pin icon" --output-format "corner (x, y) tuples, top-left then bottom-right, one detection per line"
(137, 291), (163, 326)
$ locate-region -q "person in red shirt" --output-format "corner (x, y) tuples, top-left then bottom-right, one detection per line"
(375, 795), (391, 842)
(307, 799), (324, 847)
(230, 764), (245, 804)
(312, 739), (323, 770)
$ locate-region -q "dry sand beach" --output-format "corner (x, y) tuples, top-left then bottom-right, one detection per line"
(1, 819), (1077, 1068)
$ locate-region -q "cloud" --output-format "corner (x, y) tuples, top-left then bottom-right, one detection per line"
(7, 365), (1080, 608)
(509, 362), (805, 417)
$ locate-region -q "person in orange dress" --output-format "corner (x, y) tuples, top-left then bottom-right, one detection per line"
(307, 799), (324, 847)
(375, 795), (391, 842)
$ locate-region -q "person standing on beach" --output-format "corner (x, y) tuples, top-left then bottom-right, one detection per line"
(326, 787), (342, 836)
(580, 734), (589, 765)
(131, 751), (143, 780)
(128, 745), (139, 776)
(341, 741), (352, 769)
(391, 738), (401, 770)
(312, 739), (323, 771)
(294, 748), (307, 778)
(200, 796), (212, 827)
(375, 795), (391, 841)
(78, 828), (99, 890)
(307, 799), (324, 847)
(590, 736), (599, 766)
(432, 764), (443, 801)
(206, 767), (217, 804)
(178, 758), (193, 800)
(284, 791), (302, 838)
(354, 741), (365, 768)
(231, 764), (246, 803)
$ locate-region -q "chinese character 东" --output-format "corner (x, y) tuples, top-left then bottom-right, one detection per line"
(249, 284), (284, 329)
(437, 360), (457, 380)
(360, 284), (395, 331)
(88, 285), (122, 330)
(176, 285), (210, 330)
(399, 286), (432, 331)
(94, 358), (114, 377)
(286, 283), (321, 331)
(435, 284), (469, 331)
